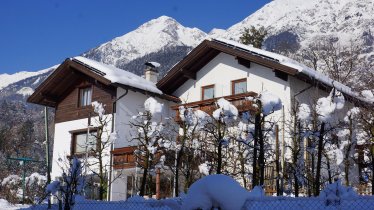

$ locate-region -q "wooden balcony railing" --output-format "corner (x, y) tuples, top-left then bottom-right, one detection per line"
(111, 146), (137, 169)
(171, 92), (258, 122)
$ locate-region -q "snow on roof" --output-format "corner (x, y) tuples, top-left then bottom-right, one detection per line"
(72, 56), (162, 95)
(214, 38), (372, 106)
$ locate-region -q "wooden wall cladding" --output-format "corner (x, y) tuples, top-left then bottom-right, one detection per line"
(55, 78), (116, 123)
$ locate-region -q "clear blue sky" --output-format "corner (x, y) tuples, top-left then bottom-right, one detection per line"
(0, 0), (271, 74)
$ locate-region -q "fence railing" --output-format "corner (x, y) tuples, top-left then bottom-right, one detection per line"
(21, 198), (182, 210)
(20, 195), (374, 210)
(242, 196), (374, 210)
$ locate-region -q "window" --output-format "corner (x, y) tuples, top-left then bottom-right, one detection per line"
(79, 87), (92, 107)
(232, 78), (247, 95)
(202, 85), (215, 100)
(71, 130), (97, 155)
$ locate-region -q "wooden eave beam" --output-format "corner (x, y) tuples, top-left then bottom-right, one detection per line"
(207, 41), (299, 75)
(68, 60), (112, 86)
(157, 40), (211, 88)
(180, 69), (196, 80)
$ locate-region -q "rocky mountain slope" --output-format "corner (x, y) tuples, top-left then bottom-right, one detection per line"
(221, 0), (374, 59)
(3, 0), (374, 103)
(83, 15), (207, 75)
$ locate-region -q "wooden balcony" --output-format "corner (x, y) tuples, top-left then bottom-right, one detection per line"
(111, 146), (137, 169)
(171, 92), (258, 122)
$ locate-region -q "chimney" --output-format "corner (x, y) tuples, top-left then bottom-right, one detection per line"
(144, 62), (160, 83)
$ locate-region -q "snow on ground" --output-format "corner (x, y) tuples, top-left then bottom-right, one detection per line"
(17, 175), (374, 210)
(0, 199), (29, 210)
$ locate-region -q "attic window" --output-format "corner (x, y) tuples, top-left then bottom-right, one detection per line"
(79, 87), (92, 107)
(274, 70), (288, 81)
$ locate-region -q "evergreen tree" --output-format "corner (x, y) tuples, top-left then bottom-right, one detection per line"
(239, 26), (268, 48)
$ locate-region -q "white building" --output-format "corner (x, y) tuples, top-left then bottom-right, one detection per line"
(28, 38), (372, 200)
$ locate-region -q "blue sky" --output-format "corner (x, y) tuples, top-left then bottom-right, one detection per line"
(0, 0), (271, 74)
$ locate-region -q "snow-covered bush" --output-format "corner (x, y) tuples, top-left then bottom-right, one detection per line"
(1, 173), (46, 204)
(1, 175), (21, 203)
(25, 173), (47, 203)
(182, 174), (264, 210)
(319, 180), (357, 205)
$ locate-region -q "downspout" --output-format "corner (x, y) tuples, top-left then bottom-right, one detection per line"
(107, 88), (129, 201)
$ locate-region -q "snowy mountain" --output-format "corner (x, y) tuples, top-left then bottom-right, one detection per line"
(3, 1), (374, 101)
(0, 65), (57, 101)
(0, 16), (206, 102)
(83, 16), (207, 67)
(221, 0), (374, 58)
(0, 65), (57, 91)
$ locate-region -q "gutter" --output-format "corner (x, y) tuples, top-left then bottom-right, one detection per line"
(107, 88), (129, 201)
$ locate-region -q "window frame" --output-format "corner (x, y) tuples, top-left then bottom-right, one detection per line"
(231, 78), (247, 95)
(78, 86), (93, 107)
(201, 84), (215, 100)
(70, 128), (98, 157)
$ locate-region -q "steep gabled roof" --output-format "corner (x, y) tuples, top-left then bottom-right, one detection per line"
(28, 57), (179, 107)
(157, 38), (373, 108)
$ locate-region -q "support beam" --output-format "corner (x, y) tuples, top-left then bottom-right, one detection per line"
(180, 69), (196, 80)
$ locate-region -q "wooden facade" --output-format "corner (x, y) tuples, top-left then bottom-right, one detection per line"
(55, 78), (116, 123)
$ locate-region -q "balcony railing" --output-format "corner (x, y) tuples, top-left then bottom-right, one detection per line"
(111, 146), (137, 169)
(171, 92), (258, 122)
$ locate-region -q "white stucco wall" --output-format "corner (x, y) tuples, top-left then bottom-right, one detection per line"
(173, 53), (291, 105)
(110, 88), (175, 201)
(113, 88), (174, 149)
(51, 116), (112, 179)
(173, 52), (292, 138)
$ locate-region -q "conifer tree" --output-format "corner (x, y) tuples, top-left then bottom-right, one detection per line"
(239, 26), (268, 48)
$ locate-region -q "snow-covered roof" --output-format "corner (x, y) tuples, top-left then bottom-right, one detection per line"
(213, 38), (373, 106)
(72, 56), (162, 95)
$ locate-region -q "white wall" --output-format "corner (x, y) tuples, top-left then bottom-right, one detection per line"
(173, 52), (291, 106)
(173, 52), (291, 138)
(114, 88), (174, 148)
(173, 52), (295, 165)
(51, 116), (112, 179)
(111, 88), (175, 200)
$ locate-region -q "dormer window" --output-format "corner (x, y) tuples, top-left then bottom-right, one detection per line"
(202, 85), (215, 100)
(232, 78), (247, 95)
(79, 87), (92, 107)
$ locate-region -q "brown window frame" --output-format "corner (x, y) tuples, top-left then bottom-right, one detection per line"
(70, 128), (98, 157)
(78, 86), (93, 107)
(201, 84), (215, 100)
(231, 78), (247, 95)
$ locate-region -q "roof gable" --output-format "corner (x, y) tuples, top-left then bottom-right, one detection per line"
(157, 39), (299, 95)
(28, 57), (179, 107)
(157, 39), (373, 108)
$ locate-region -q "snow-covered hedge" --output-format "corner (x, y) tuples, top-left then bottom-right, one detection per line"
(1, 173), (46, 204)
